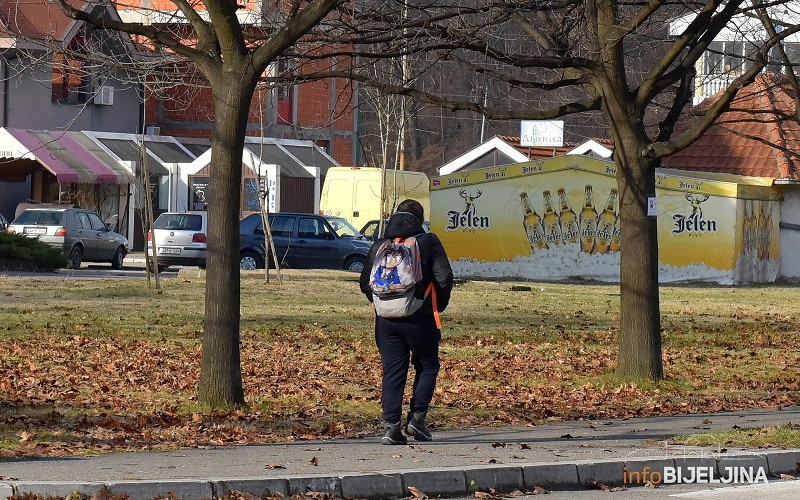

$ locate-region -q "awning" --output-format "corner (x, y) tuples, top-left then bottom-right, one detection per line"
(92, 137), (170, 175)
(243, 142), (314, 178)
(0, 128), (133, 184)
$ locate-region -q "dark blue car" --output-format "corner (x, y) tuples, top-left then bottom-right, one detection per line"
(239, 213), (371, 272)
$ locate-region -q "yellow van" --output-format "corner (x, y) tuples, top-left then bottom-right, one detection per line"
(320, 167), (430, 231)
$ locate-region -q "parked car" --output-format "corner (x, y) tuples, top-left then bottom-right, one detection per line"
(147, 211), (207, 271)
(0, 213), (8, 232)
(360, 219), (383, 241)
(7, 207), (128, 269)
(239, 213), (371, 272)
(360, 218), (431, 241)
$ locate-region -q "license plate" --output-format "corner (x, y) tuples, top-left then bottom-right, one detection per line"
(159, 247), (181, 255)
(24, 227), (46, 235)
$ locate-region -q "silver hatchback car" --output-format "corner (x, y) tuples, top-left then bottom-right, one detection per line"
(147, 211), (207, 271)
(8, 207), (128, 269)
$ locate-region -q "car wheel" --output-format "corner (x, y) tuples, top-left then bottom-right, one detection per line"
(157, 264), (168, 273)
(111, 246), (125, 270)
(345, 256), (366, 273)
(240, 251), (262, 271)
(67, 246), (83, 269)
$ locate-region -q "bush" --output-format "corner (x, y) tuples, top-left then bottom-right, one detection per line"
(0, 232), (68, 271)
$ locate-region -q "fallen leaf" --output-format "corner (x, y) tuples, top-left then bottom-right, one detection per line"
(519, 443), (531, 450)
(265, 464), (286, 469)
(780, 473), (797, 480)
(310, 456), (318, 466)
(407, 486), (428, 499)
(560, 433), (575, 439)
(492, 442), (507, 448)
(586, 480), (609, 491)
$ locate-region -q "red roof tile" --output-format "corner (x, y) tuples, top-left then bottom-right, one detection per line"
(663, 73), (800, 180)
(0, 0), (76, 42)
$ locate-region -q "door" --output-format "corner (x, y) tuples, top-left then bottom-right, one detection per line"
(87, 211), (117, 260)
(75, 211), (100, 260)
(265, 214), (295, 267)
(293, 216), (338, 268)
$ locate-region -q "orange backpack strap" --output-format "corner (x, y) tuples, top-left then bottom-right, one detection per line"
(424, 282), (442, 329)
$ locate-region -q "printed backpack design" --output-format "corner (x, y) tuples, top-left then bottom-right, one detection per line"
(370, 236), (424, 318)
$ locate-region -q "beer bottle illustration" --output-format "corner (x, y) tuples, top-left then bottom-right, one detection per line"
(756, 200), (766, 260)
(742, 199), (752, 254)
(765, 202), (773, 258)
(520, 192), (548, 251)
(610, 216), (621, 252)
(557, 188), (579, 244)
(579, 185), (598, 253)
(542, 190), (562, 246)
(594, 188), (618, 254)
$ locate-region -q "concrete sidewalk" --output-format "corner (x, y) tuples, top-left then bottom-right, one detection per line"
(2, 407), (800, 499)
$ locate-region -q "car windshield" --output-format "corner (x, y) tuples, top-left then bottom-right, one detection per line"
(326, 217), (361, 238)
(361, 221), (378, 236)
(154, 213), (203, 231)
(14, 210), (64, 226)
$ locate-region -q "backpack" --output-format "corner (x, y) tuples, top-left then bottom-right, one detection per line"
(369, 236), (425, 318)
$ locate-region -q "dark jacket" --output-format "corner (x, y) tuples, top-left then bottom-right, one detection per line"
(360, 211), (453, 314)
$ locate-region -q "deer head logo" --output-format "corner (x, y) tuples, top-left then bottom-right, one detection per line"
(685, 193), (709, 217)
(459, 189), (482, 215)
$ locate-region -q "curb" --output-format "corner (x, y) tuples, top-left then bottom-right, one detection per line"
(3, 450), (800, 500)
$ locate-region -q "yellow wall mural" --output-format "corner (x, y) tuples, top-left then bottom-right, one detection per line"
(430, 156), (780, 284)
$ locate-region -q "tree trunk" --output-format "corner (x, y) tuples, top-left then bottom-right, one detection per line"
(616, 148), (664, 380)
(197, 76), (255, 408)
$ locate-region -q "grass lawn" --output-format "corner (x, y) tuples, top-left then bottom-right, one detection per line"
(1, 271), (799, 457)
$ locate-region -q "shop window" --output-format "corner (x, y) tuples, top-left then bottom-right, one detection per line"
(189, 176), (209, 211)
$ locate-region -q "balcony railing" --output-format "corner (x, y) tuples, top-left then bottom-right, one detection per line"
(694, 73), (738, 104)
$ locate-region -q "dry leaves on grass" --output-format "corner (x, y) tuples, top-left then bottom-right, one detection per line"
(3, 277), (800, 458)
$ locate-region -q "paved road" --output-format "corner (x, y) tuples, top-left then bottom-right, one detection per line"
(1, 408), (799, 500)
(0, 252), (176, 279)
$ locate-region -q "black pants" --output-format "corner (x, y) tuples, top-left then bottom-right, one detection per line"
(375, 311), (441, 424)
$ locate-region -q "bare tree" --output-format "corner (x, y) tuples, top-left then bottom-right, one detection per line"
(359, 58), (409, 235)
(314, 0), (800, 379)
(52, 0), (347, 407)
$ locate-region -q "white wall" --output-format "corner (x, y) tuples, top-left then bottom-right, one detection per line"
(780, 187), (800, 278)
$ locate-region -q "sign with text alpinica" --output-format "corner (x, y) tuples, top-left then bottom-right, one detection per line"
(520, 120), (564, 147)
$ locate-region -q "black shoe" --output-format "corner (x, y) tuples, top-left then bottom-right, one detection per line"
(406, 412), (433, 441)
(403, 411), (413, 436)
(382, 422), (407, 445)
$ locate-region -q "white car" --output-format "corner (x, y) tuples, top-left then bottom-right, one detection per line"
(147, 211), (207, 271)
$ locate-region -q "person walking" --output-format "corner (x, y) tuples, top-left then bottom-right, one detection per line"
(360, 199), (453, 445)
